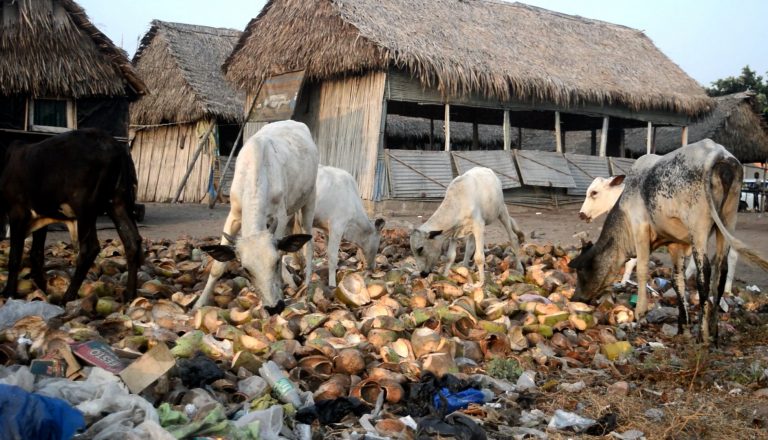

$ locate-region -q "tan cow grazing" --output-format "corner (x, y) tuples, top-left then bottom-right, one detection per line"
(194, 120), (318, 314)
(314, 165), (384, 287)
(410, 167), (525, 285)
(569, 139), (768, 343)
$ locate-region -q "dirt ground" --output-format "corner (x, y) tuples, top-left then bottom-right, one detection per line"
(49, 202), (768, 293)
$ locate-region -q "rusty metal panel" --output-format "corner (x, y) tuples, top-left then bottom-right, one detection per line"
(514, 150), (576, 188)
(250, 70), (306, 122)
(386, 149), (454, 199)
(451, 150), (521, 189)
(609, 157), (637, 176)
(564, 153), (611, 195)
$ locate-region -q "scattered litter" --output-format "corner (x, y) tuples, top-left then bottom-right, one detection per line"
(548, 409), (596, 432)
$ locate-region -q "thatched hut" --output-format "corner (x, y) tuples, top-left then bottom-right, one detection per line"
(623, 92), (768, 163)
(0, 0), (146, 144)
(225, 0), (712, 205)
(130, 21), (244, 203)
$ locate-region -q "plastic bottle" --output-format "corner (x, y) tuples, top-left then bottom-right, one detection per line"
(259, 361), (303, 408)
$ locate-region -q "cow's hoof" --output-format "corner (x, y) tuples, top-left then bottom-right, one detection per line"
(264, 300), (286, 316)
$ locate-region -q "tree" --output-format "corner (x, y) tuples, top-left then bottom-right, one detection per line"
(706, 65), (768, 118)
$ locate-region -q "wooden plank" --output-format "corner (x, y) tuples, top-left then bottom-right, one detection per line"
(555, 112), (562, 153)
(599, 117), (609, 157)
(145, 127), (166, 202)
(503, 110), (511, 151)
(681, 126), (689, 146)
(386, 149), (453, 198)
(564, 153), (611, 195)
(609, 157), (636, 176)
(451, 150), (521, 189)
(444, 104), (450, 151)
(646, 122), (653, 155)
(514, 150), (576, 188)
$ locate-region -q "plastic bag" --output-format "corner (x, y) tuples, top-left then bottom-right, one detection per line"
(0, 299), (63, 331)
(234, 405), (283, 440)
(547, 409), (597, 432)
(0, 364), (36, 391)
(432, 387), (492, 413)
(0, 384), (85, 440)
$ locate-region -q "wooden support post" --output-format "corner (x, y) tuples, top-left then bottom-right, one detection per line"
(555, 111), (562, 153)
(472, 122), (479, 150)
(444, 104), (451, 151)
(646, 122), (653, 155)
(681, 126), (689, 146)
(652, 126), (657, 154)
(173, 121), (216, 203)
(599, 116), (609, 157)
(517, 127), (522, 149)
(503, 110), (511, 151)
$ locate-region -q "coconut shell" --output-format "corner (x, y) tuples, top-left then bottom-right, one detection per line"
(334, 348), (365, 375)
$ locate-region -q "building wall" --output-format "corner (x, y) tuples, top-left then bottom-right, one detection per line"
(130, 119), (216, 203)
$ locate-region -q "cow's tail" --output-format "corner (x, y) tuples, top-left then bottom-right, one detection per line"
(706, 156), (768, 272)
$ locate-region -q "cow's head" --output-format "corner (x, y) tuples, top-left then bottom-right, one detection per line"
(568, 237), (621, 303)
(361, 218), (385, 271)
(410, 228), (446, 277)
(579, 175), (625, 222)
(202, 231), (312, 310)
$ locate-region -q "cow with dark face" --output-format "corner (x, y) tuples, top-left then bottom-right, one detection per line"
(0, 129), (143, 303)
(569, 139), (768, 343)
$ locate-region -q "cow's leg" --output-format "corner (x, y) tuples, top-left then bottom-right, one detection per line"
(108, 203), (143, 302)
(499, 210), (524, 271)
(66, 221), (79, 252)
(2, 217), (28, 298)
(195, 209), (241, 309)
(444, 239), (458, 276)
(633, 225), (652, 318)
(471, 222), (486, 285)
(620, 258), (637, 285)
(668, 243), (690, 336)
(326, 224), (343, 288)
(461, 236), (475, 268)
(300, 196), (316, 288)
(691, 247), (712, 343)
(30, 227), (48, 293)
(63, 219), (100, 303)
(724, 248), (737, 295)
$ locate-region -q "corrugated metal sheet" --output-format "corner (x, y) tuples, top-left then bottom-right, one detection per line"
(514, 150), (576, 188)
(217, 155), (236, 196)
(564, 153), (611, 195)
(373, 151), (388, 201)
(386, 149), (454, 198)
(609, 157), (637, 176)
(451, 150), (521, 189)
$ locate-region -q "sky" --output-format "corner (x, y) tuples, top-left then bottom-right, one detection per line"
(77, 0), (768, 88)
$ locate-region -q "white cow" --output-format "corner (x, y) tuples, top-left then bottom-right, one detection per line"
(314, 165), (385, 287)
(194, 120), (319, 313)
(410, 167), (525, 284)
(579, 156), (738, 294)
(569, 140), (768, 342)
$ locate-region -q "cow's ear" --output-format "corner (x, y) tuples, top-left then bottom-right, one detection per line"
(276, 234), (312, 252)
(609, 175), (626, 186)
(374, 218), (385, 232)
(201, 245), (237, 262)
(428, 230), (443, 239)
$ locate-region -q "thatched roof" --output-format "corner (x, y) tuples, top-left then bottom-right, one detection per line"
(625, 93), (768, 163)
(0, 0), (146, 98)
(225, 0), (712, 118)
(130, 21), (244, 125)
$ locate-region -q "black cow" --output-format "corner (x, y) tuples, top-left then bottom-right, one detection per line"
(0, 129), (143, 302)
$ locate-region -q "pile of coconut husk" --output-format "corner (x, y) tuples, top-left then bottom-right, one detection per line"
(0, 229), (765, 439)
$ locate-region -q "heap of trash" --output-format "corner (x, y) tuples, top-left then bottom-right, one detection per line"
(0, 228), (762, 440)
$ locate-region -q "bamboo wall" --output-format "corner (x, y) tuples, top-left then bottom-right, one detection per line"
(310, 72), (387, 200)
(130, 119), (217, 203)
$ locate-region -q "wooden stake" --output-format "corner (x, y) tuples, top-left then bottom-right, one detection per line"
(555, 111), (562, 153)
(444, 104), (450, 151)
(646, 122), (653, 155)
(503, 110), (511, 151)
(681, 126), (689, 146)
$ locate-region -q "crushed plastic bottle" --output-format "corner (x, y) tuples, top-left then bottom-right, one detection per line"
(258, 360), (303, 408)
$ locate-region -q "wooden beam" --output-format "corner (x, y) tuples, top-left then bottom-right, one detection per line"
(599, 117), (609, 157)
(554, 111), (562, 153)
(472, 121), (479, 150)
(444, 104), (450, 151)
(681, 126), (689, 146)
(503, 110), (511, 151)
(646, 122), (653, 155)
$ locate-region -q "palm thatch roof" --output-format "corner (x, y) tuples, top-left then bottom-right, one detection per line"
(0, 0), (145, 98)
(130, 21), (244, 126)
(225, 0), (712, 118)
(625, 93), (768, 163)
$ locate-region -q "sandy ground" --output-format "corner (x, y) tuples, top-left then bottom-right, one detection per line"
(45, 201), (768, 292)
